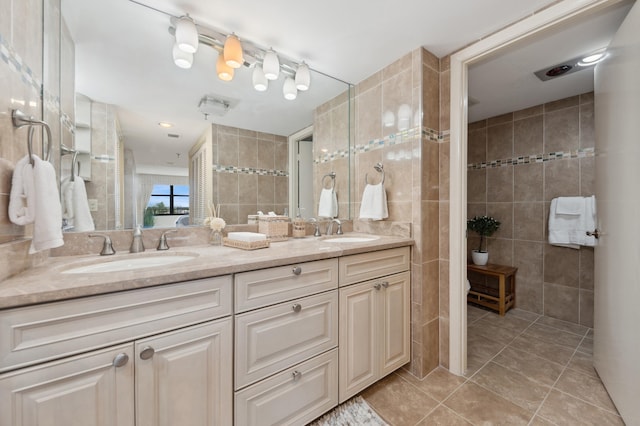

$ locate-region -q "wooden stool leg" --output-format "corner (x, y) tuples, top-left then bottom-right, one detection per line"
(499, 275), (506, 316)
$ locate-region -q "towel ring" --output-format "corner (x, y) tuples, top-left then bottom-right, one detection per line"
(322, 172), (336, 190)
(365, 162), (385, 185)
(12, 109), (52, 166)
(61, 145), (79, 182)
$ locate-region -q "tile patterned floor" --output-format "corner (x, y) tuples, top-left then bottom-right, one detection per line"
(360, 306), (624, 425)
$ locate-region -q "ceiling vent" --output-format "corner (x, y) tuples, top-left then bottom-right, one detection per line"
(198, 95), (236, 118)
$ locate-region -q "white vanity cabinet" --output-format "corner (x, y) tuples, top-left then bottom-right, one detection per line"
(338, 247), (411, 403)
(233, 259), (340, 426)
(0, 276), (233, 426)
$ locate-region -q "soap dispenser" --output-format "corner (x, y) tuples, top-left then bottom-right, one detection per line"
(130, 225), (145, 253)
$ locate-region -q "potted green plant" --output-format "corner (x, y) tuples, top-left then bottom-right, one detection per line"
(467, 215), (501, 265)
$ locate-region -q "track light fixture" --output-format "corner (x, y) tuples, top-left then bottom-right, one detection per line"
(169, 13), (311, 99)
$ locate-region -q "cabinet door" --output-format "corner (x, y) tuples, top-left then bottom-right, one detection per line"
(379, 271), (411, 377)
(135, 318), (232, 426)
(338, 281), (377, 403)
(0, 344), (134, 426)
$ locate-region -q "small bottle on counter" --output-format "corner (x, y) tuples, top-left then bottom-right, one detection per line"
(292, 217), (306, 238)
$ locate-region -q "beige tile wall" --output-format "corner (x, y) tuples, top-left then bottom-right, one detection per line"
(211, 124), (289, 225)
(467, 93), (595, 327)
(350, 47), (447, 378)
(0, 0), (56, 280)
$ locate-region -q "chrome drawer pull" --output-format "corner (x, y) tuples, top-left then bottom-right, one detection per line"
(292, 370), (302, 381)
(139, 346), (155, 360)
(112, 353), (129, 368)
(292, 266), (302, 275)
(373, 283), (381, 290)
(292, 303), (302, 313)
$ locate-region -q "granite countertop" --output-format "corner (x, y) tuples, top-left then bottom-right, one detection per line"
(0, 233), (413, 310)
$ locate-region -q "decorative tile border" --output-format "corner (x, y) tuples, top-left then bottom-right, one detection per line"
(0, 33), (42, 95)
(213, 164), (288, 177)
(468, 147), (595, 170)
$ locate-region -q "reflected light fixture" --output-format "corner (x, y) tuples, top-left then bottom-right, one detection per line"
(175, 15), (198, 53)
(216, 54), (234, 81)
(172, 43), (193, 69)
(383, 110), (395, 128)
(295, 62), (310, 91)
(158, 121), (173, 128)
(283, 77), (297, 100)
(223, 33), (244, 68)
(252, 65), (268, 91)
(397, 104), (412, 131)
(263, 49), (280, 80)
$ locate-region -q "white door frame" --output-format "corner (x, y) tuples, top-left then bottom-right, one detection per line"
(288, 125), (314, 218)
(448, 0), (624, 375)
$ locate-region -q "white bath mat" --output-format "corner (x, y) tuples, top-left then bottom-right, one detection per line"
(309, 396), (389, 426)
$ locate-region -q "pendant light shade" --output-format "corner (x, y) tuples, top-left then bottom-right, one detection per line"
(175, 15), (198, 53)
(295, 62), (310, 91)
(216, 54), (234, 81)
(252, 65), (268, 91)
(263, 49), (280, 81)
(223, 33), (244, 68)
(283, 77), (297, 100)
(172, 43), (193, 69)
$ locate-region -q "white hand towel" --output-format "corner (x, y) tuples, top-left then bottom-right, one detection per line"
(61, 176), (74, 220)
(359, 183), (388, 221)
(29, 155), (64, 253)
(8, 155), (36, 225)
(318, 188), (338, 218)
(71, 176), (95, 232)
(548, 196), (598, 248)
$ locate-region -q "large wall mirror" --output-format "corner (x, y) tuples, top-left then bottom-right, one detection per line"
(48, 0), (352, 232)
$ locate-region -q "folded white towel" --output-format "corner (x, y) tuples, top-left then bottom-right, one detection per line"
(359, 183), (388, 221)
(8, 155), (36, 225)
(9, 155), (64, 253)
(318, 188), (338, 218)
(70, 177), (95, 232)
(556, 197), (584, 215)
(548, 196), (597, 249)
(227, 232), (267, 242)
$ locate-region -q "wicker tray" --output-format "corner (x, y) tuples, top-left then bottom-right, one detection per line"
(223, 238), (270, 250)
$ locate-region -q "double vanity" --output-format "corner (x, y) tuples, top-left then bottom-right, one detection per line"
(0, 234), (412, 425)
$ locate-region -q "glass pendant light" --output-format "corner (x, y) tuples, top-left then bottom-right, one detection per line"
(175, 15), (198, 53)
(283, 76), (297, 100)
(223, 33), (244, 68)
(295, 62), (310, 91)
(252, 65), (268, 91)
(263, 49), (280, 80)
(172, 43), (193, 69)
(216, 54), (234, 81)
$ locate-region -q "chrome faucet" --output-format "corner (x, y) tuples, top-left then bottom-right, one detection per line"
(327, 218), (343, 236)
(157, 229), (177, 251)
(130, 226), (145, 253)
(88, 233), (116, 256)
(308, 217), (322, 237)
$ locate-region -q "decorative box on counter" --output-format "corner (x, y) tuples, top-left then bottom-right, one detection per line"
(258, 215), (290, 241)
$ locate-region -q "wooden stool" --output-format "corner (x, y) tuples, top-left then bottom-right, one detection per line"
(467, 263), (517, 316)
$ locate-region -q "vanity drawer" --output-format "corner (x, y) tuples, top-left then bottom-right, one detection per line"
(235, 290), (338, 389)
(339, 246), (410, 286)
(235, 348), (338, 426)
(0, 276), (232, 373)
(235, 258), (338, 313)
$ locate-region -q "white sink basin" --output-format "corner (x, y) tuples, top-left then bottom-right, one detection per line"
(63, 254), (197, 274)
(322, 236), (379, 243)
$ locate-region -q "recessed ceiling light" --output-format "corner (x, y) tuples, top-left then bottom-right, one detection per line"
(578, 52), (606, 66)
(159, 122), (173, 128)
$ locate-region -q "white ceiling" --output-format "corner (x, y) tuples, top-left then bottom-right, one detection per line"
(61, 0), (632, 170)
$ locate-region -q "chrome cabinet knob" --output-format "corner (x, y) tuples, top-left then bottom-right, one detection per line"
(113, 353), (129, 368)
(292, 303), (302, 313)
(139, 346), (155, 360)
(381, 281), (389, 288)
(373, 283), (382, 290)
(292, 370), (302, 381)
(292, 266), (302, 275)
